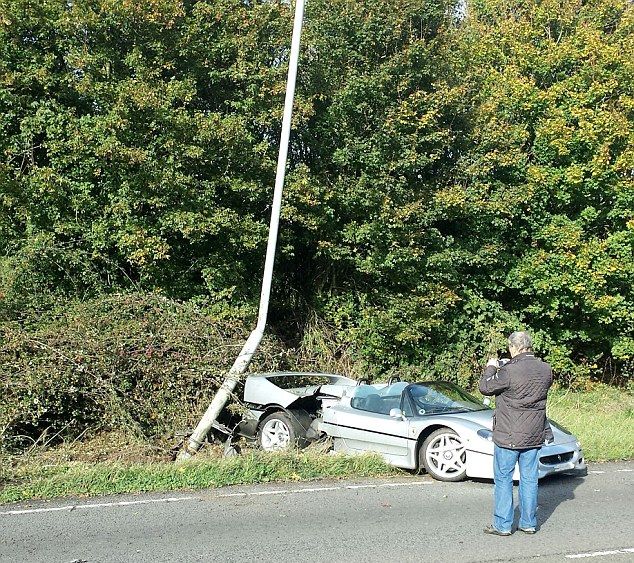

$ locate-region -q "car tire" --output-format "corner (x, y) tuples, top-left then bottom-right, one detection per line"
(257, 412), (304, 452)
(419, 428), (467, 482)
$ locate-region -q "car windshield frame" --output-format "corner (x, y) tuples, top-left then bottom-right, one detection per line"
(403, 381), (489, 416)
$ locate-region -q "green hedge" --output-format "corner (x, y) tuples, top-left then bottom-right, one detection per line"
(0, 293), (287, 452)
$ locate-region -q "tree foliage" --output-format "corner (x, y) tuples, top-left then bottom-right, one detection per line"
(452, 0), (634, 381)
(0, 0), (632, 401)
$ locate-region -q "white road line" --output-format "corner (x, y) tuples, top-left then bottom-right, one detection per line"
(0, 496), (195, 516)
(346, 481), (431, 490)
(616, 469), (632, 473)
(566, 548), (634, 559)
(0, 506), (72, 516)
(294, 487), (340, 493)
(590, 471), (606, 474)
(379, 481), (431, 487)
(346, 484), (381, 489)
(1, 480), (433, 516)
(251, 489), (291, 496)
(221, 481), (431, 497)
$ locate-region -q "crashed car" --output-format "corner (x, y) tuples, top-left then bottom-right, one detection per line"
(233, 372), (587, 482)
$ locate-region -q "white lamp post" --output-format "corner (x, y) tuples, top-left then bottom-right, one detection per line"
(178, 0), (307, 459)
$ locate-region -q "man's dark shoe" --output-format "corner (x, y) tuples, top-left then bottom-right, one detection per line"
(519, 527), (537, 534)
(483, 525), (512, 536)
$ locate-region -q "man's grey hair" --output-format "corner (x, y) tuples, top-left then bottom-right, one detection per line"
(508, 331), (533, 353)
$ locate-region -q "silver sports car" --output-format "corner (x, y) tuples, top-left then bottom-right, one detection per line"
(235, 372), (587, 482)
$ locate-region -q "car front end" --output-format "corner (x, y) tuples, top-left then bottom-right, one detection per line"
(466, 420), (587, 480)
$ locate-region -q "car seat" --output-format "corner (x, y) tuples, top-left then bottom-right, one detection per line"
(364, 394), (382, 413)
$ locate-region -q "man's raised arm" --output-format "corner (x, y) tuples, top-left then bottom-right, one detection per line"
(479, 359), (510, 396)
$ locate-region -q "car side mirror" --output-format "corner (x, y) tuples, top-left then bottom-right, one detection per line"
(389, 408), (405, 420)
(483, 397), (491, 407)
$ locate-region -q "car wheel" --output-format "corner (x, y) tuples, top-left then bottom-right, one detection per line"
(420, 428), (467, 482)
(257, 412), (302, 452)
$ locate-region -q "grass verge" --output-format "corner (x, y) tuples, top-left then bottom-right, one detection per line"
(0, 449), (397, 504)
(547, 384), (634, 462)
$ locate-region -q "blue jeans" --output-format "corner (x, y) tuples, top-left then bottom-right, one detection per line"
(493, 444), (540, 532)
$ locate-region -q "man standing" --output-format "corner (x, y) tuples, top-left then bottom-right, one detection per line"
(479, 331), (554, 536)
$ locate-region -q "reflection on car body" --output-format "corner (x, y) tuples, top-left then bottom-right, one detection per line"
(233, 372), (587, 482)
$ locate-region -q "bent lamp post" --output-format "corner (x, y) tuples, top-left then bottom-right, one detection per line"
(178, 0), (306, 460)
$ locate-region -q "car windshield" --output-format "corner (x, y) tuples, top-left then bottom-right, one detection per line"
(406, 382), (488, 415)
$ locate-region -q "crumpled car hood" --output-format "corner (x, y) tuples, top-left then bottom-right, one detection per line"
(243, 372), (357, 408)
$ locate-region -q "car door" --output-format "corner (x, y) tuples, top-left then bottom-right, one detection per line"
(321, 386), (411, 459)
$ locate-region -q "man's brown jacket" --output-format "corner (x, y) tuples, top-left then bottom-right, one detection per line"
(479, 352), (553, 449)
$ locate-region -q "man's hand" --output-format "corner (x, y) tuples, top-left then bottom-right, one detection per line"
(544, 421), (554, 444)
(486, 358), (499, 368)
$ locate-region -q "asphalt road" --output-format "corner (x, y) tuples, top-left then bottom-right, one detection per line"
(1, 461), (632, 563)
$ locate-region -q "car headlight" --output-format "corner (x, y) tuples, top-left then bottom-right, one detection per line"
(477, 429), (493, 441)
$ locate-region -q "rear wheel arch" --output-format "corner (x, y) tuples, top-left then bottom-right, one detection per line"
(257, 405), (285, 424)
(256, 408), (311, 451)
(256, 406), (311, 433)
